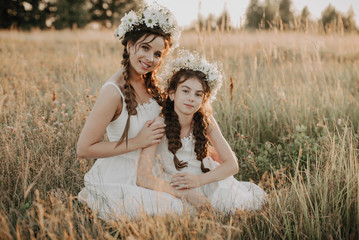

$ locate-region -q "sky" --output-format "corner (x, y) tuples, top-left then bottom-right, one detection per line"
(145, 0), (359, 28)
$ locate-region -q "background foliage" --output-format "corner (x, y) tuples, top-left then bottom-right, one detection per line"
(0, 29), (358, 239)
(1, 0), (357, 32)
(1, 0), (143, 29)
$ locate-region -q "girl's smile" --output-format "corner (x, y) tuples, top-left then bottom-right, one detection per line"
(128, 35), (165, 75)
(184, 103), (194, 108)
(169, 77), (205, 117)
(140, 60), (151, 70)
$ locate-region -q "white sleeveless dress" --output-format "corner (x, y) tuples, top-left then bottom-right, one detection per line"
(155, 134), (267, 212)
(78, 82), (184, 220)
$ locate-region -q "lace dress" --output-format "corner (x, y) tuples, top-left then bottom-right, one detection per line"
(155, 134), (267, 212)
(78, 82), (183, 220)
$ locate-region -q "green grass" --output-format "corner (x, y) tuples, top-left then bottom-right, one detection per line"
(0, 29), (358, 239)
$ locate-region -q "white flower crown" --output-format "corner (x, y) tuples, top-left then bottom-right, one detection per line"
(114, 2), (180, 49)
(160, 50), (223, 101)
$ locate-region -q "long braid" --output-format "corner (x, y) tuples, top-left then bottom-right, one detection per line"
(163, 69), (212, 172)
(162, 98), (188, 170)
(193, 111), (210, 173)
(116, 27), (172, 147)
(144, 72), (163, 106)
(118, 48), (138, 146)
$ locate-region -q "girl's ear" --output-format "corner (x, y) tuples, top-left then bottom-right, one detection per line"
(168, 90), (175, 101)
(126, 41), (133, 54)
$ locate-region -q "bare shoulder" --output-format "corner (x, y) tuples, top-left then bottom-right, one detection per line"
(94, 70), (126, 112)
(207, 115), (218, 134)
(106, 68), (125, 87)
(100, 69), (125, 100)
(99, 83), (121, 101)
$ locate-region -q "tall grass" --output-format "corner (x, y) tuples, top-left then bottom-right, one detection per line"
(0, 29), (358, 239)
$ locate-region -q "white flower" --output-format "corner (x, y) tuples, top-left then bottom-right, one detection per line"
(160, 50), (223, 101)
(114, 3), (180, 50)
(143, 8), (155, 20)
(142, 6), (162, 28)
(122, 10), (138, 25)
(115, 26), (126, 39)
(167, 15), (176, 29)
(157, 14), (168, 29)
(144, 17), (156, 28)
(115, 11), (138, 39)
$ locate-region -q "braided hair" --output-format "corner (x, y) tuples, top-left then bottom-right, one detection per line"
(162, 69), (212, 173)
(118, 24), (172, 146)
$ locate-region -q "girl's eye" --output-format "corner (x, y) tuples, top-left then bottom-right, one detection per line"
(182, 89), (189, 93)
(155, 52), (162, 58)
(142, 45), (149, 51)
(196, 93), (203, 97)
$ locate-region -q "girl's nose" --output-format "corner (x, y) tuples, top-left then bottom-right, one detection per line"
(146, 53), (154, 63)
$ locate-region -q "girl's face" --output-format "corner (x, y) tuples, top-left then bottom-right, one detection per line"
(169, 77), (205, 117)
(127, 34), (165, 75)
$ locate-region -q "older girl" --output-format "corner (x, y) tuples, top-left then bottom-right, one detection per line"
(77, 3), (185, 219)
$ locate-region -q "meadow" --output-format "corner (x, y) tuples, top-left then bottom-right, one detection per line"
(0, 29), (358, 239)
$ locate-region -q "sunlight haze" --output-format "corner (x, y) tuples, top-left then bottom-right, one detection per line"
(146, 0), (359, 28)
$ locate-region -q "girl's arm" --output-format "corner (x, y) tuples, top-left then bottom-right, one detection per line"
(136, 139), (177, 196)
(76, 83), (164, 159)
(208, 144), (222, 163)
(171, 116), (239, 189)
(137, 118), (210, 208)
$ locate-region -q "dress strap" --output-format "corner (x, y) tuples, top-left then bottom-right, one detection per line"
(102, 82), (125, 99)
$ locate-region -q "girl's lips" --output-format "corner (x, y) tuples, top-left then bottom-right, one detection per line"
(184, 104), (194, 108)
(140, 61), (151, 69)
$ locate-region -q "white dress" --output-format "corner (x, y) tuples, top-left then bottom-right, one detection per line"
(155, 134), (267, 212)
(78, 82), (184, 220)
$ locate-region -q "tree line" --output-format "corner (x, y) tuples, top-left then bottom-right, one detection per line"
(194, 0), (356, 33)
(1, 0), (357, 33)
(1, 0), (142, 30)
(245, 0), (356, 33)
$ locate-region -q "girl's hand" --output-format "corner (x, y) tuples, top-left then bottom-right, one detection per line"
(171, 172), (200, 190)
(174, 189), (210, 209)
(134, 119), (165, 148)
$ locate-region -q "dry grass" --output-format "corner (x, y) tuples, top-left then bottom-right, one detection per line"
(0, 29), (358, 239)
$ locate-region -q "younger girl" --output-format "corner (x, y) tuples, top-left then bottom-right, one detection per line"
(137, 50), (266, 212)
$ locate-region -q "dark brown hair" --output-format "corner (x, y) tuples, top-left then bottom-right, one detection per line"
(118, 24), (172, 146)
(162, 69), (212, 173)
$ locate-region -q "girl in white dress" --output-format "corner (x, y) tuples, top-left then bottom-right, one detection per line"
(76, 3), (186, 220)
(137, 50), (267, 212)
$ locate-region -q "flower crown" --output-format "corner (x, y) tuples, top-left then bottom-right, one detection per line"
(160, 50), (223, 101)
(114, 2), (180, 49)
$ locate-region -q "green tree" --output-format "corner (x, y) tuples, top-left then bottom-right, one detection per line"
(279, 0), (293, 27)
(245, 0), (263, 29)
(89, 0), (143, 28)
(342, 6), (356, 32)
(0, 0), (142, 30)
(0, 0), (53, 30)
(26, 0), (54, 29)
(321, 4), (338, 31)
(300, 6), (310, 31)
(245, 0), (277, 30)
(263, 0), (276, 29)
(217, 5), (231, 31)
(53, 0), (89, 29)
(0, 0), (25, 29)
(196, 12), (219, 31)
(300, 6), (310, 24)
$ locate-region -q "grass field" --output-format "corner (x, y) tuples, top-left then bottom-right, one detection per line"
(0, 29), (358, 239)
